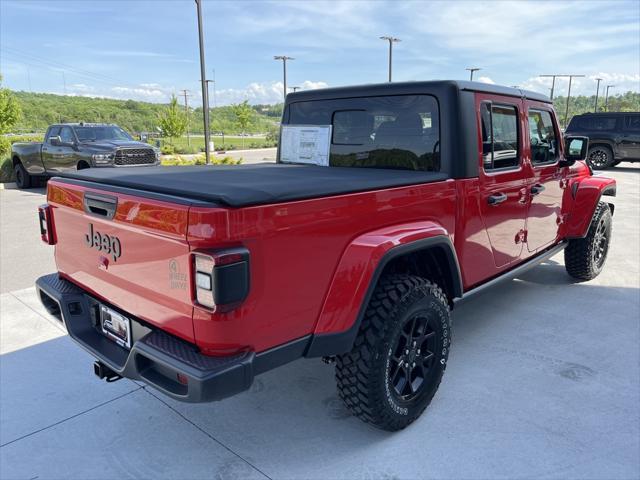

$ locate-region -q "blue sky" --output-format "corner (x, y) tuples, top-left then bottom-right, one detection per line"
(1, 0), (639, 105)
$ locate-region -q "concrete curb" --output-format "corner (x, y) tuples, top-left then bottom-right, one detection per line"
(0, 182), (17, 190)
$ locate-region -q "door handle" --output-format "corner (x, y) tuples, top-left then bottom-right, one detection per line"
(531, 184), (546, 195)
(488, 193), (508, 206)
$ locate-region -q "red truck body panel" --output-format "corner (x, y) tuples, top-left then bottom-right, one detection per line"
(48, 181), (195, 343)
(44, 87), (616, 361)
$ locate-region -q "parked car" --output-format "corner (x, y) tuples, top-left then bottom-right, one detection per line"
(565, 112), (640, 169)
(11, 123), (160, 188)
(35, 81), (615, 431)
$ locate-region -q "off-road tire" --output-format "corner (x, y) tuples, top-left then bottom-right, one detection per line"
(587, 146), (614, 170)
(335, 274), (451, 431)
(565, 202), (612, 281)
(14, 162), (31, 189)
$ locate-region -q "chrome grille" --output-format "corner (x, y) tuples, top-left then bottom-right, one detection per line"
(114, 148), (157, 166)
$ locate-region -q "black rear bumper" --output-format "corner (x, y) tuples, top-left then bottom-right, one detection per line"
(36, 273), (259, 403)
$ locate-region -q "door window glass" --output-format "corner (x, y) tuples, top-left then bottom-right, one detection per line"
(528, 109), (559, 165)
(59, 127), (74, 144)
(577, 116), (617, 130)
(624, 115), (640, 131)
(46, 127), (60, 144)
(481, 103), (520, 170)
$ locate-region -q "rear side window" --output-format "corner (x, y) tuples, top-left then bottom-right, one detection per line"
(528, 109), (559, 165)
(288, 95), (440, 171)
(624, 115), (640, 131)
(481, 103), (520, 170)
(577, 116), (617, 130)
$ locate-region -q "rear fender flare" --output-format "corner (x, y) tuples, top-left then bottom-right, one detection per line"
(565, 176), (616, 239)
(305, 221), (462, 357)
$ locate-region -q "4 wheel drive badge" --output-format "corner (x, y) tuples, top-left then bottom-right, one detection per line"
(85, 223), (121, 261)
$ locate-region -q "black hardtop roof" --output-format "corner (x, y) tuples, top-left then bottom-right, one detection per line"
(50, 123), (118, 128)
(572, 112), (639, 117)
(286, 80), (551, 104)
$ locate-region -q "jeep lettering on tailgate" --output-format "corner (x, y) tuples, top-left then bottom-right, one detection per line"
(84, 223), (121, 261)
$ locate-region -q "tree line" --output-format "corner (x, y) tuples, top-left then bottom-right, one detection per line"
(8, 90), (281, 135)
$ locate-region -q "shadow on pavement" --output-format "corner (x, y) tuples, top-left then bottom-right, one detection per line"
(2, 272), (638, 479)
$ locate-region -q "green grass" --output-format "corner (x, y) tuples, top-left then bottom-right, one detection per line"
(158, 135), (276, 153)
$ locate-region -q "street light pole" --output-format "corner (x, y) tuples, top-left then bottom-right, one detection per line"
(195, 0), (211, 164)
(604, 85), (615, 111)
(274, 55), (294, 101)
(466, 67), (481, 81)
(594, 78), (603, 112)
(539, 74), (559, 100)
(380, 36), (400, 82)
(563, 74), (585, 129)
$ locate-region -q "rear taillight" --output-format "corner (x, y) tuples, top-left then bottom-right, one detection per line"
(193, 248), (250, 312)
(38, 204), (56, 245)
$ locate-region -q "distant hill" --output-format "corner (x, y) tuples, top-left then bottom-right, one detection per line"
(9, 89), (638, 135)
(11, 91), (282, 135)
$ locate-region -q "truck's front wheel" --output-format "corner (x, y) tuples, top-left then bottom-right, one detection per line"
(14, 162), (32, 189)
(335, 274), (451, 431)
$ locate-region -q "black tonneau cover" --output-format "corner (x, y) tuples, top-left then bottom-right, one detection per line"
(59, 163), (448, 208)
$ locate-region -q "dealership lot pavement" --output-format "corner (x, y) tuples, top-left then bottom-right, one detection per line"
(1, 165), (638, 479)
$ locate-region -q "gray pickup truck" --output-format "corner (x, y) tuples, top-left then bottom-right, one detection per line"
(11, 123), (160, 188)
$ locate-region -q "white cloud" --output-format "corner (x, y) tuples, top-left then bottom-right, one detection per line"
(216, 80), (329, 105)
(477, 76), (495, 85)
(58, 80), (329, 105)
(521, 73), (640, 96)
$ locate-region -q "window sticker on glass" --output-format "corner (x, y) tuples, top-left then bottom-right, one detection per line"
(280, 125), (332, 166)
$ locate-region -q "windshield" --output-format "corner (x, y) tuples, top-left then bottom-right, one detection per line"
(74, 126), (133, 142)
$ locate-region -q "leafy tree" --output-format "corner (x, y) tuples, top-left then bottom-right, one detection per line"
(0, 74), (21, 135)
(232, 100), (253, 148)
(157, 95), (188, 144)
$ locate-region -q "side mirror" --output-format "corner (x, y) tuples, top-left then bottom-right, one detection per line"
(561, 136), (589, 167)
(50, 135), (62, 146)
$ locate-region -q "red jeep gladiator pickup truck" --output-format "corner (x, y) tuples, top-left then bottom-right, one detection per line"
(36, 81), (616, 431)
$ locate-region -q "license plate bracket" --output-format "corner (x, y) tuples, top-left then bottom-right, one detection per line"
(100, 305), (131, 349)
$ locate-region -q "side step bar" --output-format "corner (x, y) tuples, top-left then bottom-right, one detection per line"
(456, 241), (567, 304)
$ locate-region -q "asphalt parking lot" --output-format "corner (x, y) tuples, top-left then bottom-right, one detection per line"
(0, 165), (638, 480)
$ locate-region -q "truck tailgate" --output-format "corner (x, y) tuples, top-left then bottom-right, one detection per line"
(47, 179), (195, 342)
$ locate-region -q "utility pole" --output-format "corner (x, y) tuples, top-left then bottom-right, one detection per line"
(539, 74), (559, 100)
(466, 67), (481, 81)
(195, 0), (211, 164)
(212, 69), (217, 108)
(274, 55), (294, 101)
(604, 85), (615, 111)
(594, 78), (603, 112)
(380, 36), (401, 82)
(180, 89), (191, 147)
(204, 79), (215, 144)
(563, 74), (585, 129)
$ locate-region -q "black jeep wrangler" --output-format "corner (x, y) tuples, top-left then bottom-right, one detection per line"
(566, 112), (640, 169)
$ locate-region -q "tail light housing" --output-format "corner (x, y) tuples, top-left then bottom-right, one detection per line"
(38, 204), (56, 245)
(192, 247), (250, 312)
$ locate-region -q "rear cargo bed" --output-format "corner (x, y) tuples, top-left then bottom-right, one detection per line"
(58, 163), (449, 207)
